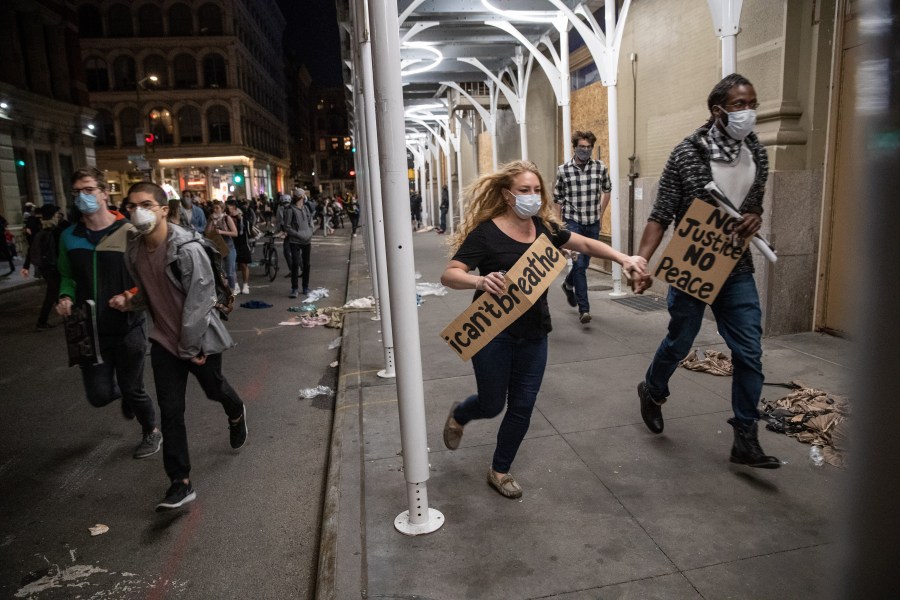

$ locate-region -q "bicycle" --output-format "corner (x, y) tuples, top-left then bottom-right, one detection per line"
(261, 230), (279, 281)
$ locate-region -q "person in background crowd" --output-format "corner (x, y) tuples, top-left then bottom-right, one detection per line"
(208, 200), (238, 290)
(21, 203), (68, 330)
(56, 166), (161, 459)
(282, 192), (314, 299)
(440, 160), (647, 499)
(180, 190), (207, 234)
(553, 130), (612, 325)
(23, 201), (41, 249)
(439, 184), (449, 234)
(632, 73), (780, 469)
(227, 200), (252, 295)
(346, 194), (360, 237)
(0, 214), (14, 277)
(111, 182), (247, 511)
(276, 193), (294, 275)
(410, 191), (423, 230)
(167, 199), (191, 228)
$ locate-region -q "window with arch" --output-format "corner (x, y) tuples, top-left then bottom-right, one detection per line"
(148, 107), (174, 145)
(93, 110), (116, 147)
(178, 106), (202, 143)
(85, 58), (109, 92)
(168, 3), (193, 36)
(173, 54), (198, 89)
(207, 105), (231, 143)
(202, 54), (227, 88)
(198, 3), (224, 35)
(143, 55), (168, 88)
(119, 107), (139, 147)
(78, 5), (103, 38)
(113, 55), (136, 90)
(137, 4), (164, 37)
(107, 4), (133, 37)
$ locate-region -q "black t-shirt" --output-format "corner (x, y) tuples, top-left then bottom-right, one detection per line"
(452, 217), (571, 339)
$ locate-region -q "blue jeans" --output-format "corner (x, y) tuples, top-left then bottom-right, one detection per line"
(453, 332), (548, 473)
(644, 272), (763, 424)
(563, 219), (600, 313)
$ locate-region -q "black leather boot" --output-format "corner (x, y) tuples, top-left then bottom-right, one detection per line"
(638, 382), (665, 434)
(728, 418), (781, 469)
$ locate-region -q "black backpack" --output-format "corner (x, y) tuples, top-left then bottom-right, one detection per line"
(30, 228), (57, 269)
(171, 238), (235, 320)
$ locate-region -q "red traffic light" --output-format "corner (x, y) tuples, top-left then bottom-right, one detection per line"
(144, 133), (156, 144)
(348, 170), (356, 177)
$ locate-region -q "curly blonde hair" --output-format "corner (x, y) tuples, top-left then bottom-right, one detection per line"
(449, 160), (561, 253)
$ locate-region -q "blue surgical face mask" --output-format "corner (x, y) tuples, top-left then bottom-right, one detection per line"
(508, 192), (542, 219)
(75, 192), (100, 214)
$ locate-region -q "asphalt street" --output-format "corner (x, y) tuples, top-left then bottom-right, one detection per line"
(0, 227), (353, 599)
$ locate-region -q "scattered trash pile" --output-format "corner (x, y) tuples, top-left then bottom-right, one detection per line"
(281, 289), (377, 328)
(760, 382), (849, 467)
(679, 349), (733, 376)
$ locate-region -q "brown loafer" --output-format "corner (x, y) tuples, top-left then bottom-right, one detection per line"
(487, 469), (523, 499)
(443, 402), (463, 450)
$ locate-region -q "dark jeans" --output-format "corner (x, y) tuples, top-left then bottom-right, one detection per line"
(282, 238), (293, 271)
(289, 243), (311, 292)
(439, 207), (448, 231)
(644, 272), (764, 424)
(150, 342), (245, 481)
(350, 214), (360, 234)
(453, 332), (548, 473)
(80, 323), (156, 433)
(37, 268), (61, 326)
(563, 219), (600, 313)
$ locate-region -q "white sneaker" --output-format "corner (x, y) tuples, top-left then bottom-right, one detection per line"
(242, 283), (250, 294)
(233, 287), (241, 295)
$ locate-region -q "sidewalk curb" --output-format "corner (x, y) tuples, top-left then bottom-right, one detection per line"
(0, 278), (41, 295)
(314, 233), (359, 600)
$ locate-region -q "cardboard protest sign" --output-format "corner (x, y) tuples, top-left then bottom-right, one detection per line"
(654, 199), (749, 304)
(440, 234), (566, 361)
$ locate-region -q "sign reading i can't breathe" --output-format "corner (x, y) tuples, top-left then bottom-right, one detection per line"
(440, 234), (566, 361)
(655, 199), (749, 304)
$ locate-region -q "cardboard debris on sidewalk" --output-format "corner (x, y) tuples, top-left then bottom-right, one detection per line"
(760, 382), (850, 467)
(680, 349), (733, 376)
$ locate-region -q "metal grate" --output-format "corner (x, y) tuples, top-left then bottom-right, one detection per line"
(611, 295), (667, 312)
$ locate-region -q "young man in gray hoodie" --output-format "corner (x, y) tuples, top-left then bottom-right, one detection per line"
(110, 181), (248, 511)
(281, 192), (314, 298)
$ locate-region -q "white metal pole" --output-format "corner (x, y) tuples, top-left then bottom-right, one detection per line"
(560, 21), (572, 163)
(369, 0), (443, 535)
(721, 35), (736, 76)
(435, 140), (443, 230)
(357, 90), (382, 323)
(358, 0), (395, 373)
(606, 1), (625, 296)
(445, 140), (454, 235)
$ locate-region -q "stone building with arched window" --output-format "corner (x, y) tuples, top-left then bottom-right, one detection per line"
(77, 0), (289, 203)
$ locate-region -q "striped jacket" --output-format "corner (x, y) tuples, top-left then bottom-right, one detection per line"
(649, 122), (768, 275)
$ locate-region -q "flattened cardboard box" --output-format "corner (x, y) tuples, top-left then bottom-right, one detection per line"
(440, 234), (566, 361)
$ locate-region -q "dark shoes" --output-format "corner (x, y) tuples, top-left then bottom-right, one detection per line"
(156, 480), (196, 511)
(638, 382), (666, 434)
(579, 312), (592, 324)
(561, 281), (577, 307)
(728, 418), (781, 469)
(289, 289), (299, 299)
(443, 402), (463, 450)
(134, 430), (162, 459)
(487, 469), (523, 499)
(229, 405), (248, 449)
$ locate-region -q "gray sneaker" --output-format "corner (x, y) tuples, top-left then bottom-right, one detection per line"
(134, 430), (162, 459)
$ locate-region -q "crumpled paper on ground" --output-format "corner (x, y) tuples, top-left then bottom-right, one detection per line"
(343, 296), (375, 310)
(89, 524), (109, 536)
(299, 385), (333, 399)
(760, 382), (850, 467)
(679, 349), (733, 376)
(416, 282), (448, 297)
(303, 287), (330, 303)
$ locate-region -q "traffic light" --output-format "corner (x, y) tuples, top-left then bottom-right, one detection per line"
(348, 169), (356, 178)
(144, 133), (155, 146)
(233, 166), (244, 185)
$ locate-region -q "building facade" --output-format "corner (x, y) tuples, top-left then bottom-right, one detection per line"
(77, 0), (289, 204)
(312, 87), (354, 198)
(0, 0), (96, 239)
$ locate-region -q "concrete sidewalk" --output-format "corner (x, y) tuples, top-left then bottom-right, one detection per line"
(322, 230), (849, 600)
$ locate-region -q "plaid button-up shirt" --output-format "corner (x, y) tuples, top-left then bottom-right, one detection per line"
(553, 158), (612, 224)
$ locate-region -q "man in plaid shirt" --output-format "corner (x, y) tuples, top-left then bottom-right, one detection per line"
(553, 131), (611, 324)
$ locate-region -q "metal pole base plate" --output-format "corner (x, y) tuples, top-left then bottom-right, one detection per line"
(394, 508), (444, 536)
(377, 369), (396, 379)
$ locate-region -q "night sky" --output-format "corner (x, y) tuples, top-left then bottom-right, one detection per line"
(277, 0), (343, 87)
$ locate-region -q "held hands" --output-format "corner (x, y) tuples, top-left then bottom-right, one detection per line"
(108, 290), (134, 312)
(56, 296), (73, 317)
(476, 271), (508, 295)
(620, 255), (652, 295)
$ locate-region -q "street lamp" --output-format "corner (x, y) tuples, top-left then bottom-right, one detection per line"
(135, 74), (158, 139)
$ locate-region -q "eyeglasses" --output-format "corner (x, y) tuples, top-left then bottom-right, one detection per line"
(71, 186), (102, 197)
(576, 144), (594, 150)
(723, 100), (759, 111)
(124, 201), (162, 211)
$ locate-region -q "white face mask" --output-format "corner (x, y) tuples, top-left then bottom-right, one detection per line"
(132, 206), (158, 235)
(721, 108), (757, 141)
(507, 191), (542, 219)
